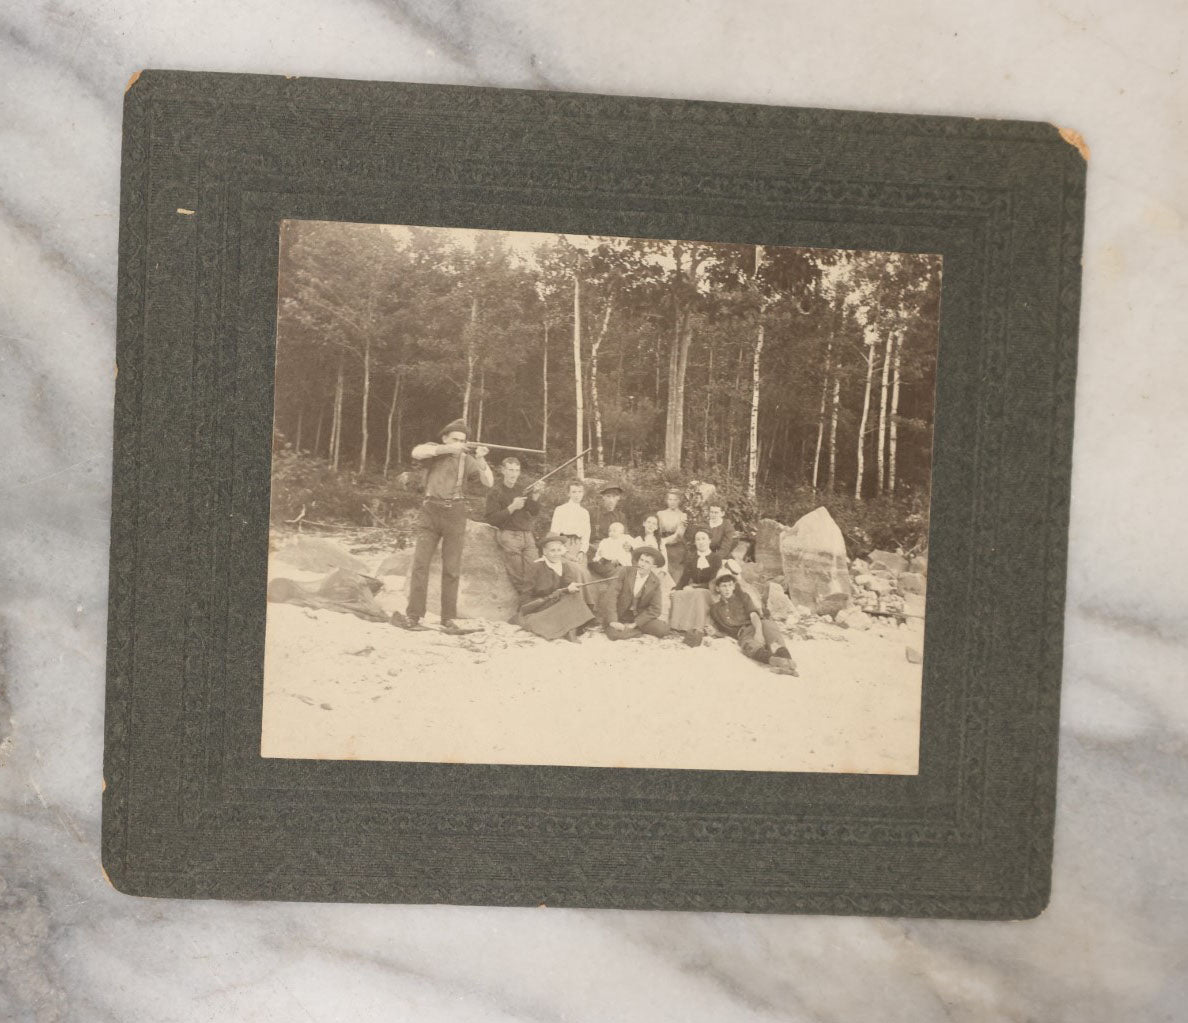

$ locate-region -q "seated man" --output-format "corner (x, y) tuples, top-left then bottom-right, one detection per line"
(708, 571), (798, 675)
(605, 547), (671, 641)
(516, 534), (595, 643)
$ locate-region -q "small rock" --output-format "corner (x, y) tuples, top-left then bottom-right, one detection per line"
(905, 645), (923, 664)
(867, 576), (895, 595)
(851, 558), (870, 574)
(853, 573), (875, 589)
(835, 608), (872, 631)
(912, 554), (928, 577)
(765, 582), (796, 619)
(869, 549), (909, 575)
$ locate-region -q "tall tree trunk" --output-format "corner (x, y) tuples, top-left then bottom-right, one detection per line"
(590, 293), (613, 467)
(702, 338), (714, 469)
(358, 337), (371, 475)
(665, 305), (682, 464)
(462, 294), (478, 425)
(876, 331), (892, 493)
(747, 244), (766, 500)
(330, 357), (344, 473)
(827, 375), (840, 492)
(314, 404), (325, 460)
(383, 374), (401, 478)
(673, 322), (693, 468)
(664, 244), (702, 470)
(542, 322), (549, 458)
(728, 336), (746, 480)
(889, 332), (902, 494)
(572, 257), (585, 478)
(855, 340), (876, 499)
(812, 337), (833, 489)
(295, 408), (303, 454)
(476, 368), (485, 441)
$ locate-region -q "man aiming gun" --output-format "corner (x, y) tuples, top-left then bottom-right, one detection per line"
(392, 418), (493, 634)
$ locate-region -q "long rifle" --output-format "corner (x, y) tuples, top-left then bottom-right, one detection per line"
(461, 442), (546, 455)
(533, 447), (593, 487)
(519, 573), (617, 614)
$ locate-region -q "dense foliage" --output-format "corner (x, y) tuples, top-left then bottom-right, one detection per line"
(270, 220), (940, 551)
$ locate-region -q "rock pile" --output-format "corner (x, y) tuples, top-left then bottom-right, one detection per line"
(844, 548), (926, 624)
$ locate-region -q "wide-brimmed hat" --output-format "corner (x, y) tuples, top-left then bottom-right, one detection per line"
(711, 569), (740, 589)
(541, 533), (568, 548)
(439, 418), (468, 437)
(600, 484), (624, 496)
(631, 545), (663, 564)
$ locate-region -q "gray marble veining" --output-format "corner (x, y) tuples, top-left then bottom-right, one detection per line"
(3, 1), (1187, 1020)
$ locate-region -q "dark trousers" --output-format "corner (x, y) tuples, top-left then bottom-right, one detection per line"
(495, 529), (539, 597)
(407, 499), (467, 620)
(608, 609), (671, 640)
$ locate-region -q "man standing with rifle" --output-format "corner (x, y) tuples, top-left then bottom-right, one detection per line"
(485, 456), (544, 599)
(392, 418), (493, 634)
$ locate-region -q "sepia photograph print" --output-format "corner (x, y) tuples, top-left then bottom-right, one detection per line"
(261, 220), (941, 774)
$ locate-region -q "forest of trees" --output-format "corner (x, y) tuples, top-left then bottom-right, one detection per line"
(272, 220), (941, 532)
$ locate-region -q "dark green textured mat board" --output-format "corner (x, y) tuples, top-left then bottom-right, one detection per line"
(103, 70), (1084, 917)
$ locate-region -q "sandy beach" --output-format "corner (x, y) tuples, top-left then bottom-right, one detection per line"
(261, 567), (923, 774)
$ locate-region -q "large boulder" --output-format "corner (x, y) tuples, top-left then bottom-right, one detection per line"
(754, 518), (785, 580)
(273, 535), (370, 575)
(382, 520), (519, 622)
(779, 507), (852, 613)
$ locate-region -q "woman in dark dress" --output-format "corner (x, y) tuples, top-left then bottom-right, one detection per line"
(515, 534), (595, 642)
(667, 527), (721, 637)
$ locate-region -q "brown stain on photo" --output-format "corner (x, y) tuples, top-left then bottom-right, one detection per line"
(1057, 126), (1091, 162)
(125, 70), (142, 93)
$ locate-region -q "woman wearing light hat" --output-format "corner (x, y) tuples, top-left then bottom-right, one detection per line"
(514, 533), (596, 642)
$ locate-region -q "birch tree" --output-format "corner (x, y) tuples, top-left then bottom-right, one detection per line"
(876, 330), (892, 493)
(888, 332), (902, 493)
(747, 244), (766, 499)
(572, 252), (585, 477)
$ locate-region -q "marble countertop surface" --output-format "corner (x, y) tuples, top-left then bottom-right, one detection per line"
(3, 1), (1186, 1019)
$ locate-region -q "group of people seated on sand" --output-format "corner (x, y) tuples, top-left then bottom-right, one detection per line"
(389, 418), (797, 676)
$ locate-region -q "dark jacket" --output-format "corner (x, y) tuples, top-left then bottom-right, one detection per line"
(523, 559), (583, 604)
(485, 480), (540, 532)
(612, 569), (663, 630)
(591, 504), (627, 546)
(709, 589), (761, 638)
(680, 551), (722, 589)
(708, 521), (736, 556)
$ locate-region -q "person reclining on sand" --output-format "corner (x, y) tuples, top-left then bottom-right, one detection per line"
(604, 547), (671, 642)
(708, 570), (798, 676)
(515, 534), (595, 643)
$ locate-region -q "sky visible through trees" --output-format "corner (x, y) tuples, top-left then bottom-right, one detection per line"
(273, 219), (941, 506)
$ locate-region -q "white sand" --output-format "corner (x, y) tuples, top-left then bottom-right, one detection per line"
(261, 569), (923, 774)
